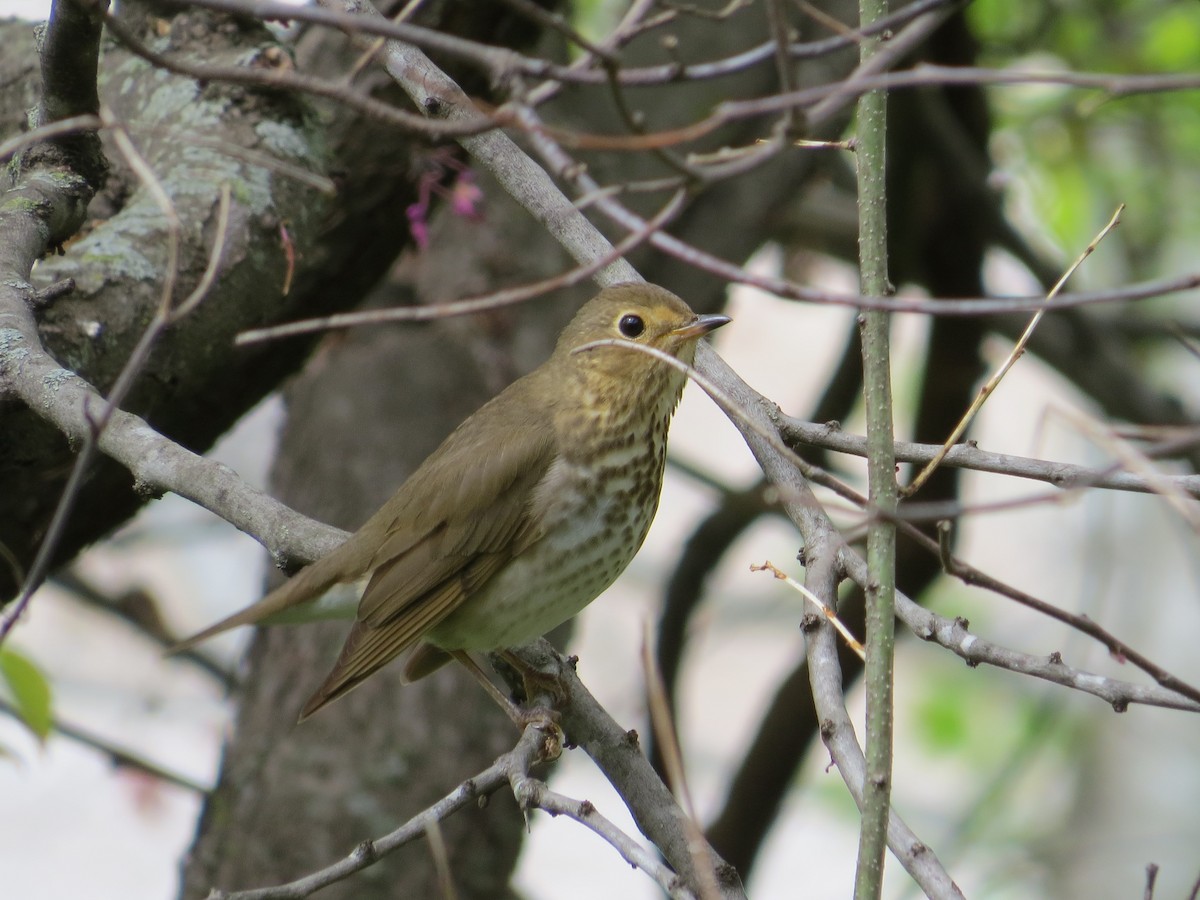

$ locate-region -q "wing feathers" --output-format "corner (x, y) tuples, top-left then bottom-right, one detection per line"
(298, 554), (508, 719)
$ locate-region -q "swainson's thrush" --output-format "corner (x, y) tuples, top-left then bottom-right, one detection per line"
(178, 283), (729, 720)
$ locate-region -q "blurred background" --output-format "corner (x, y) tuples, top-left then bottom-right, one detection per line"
(2, 0), (1199, 897)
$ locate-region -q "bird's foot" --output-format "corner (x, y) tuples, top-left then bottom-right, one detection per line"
(512, 706), (564, 762)
(499, 649), (570, 707)
(449, 648), (563, 743)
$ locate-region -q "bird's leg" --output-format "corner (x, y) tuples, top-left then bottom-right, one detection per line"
(449, 649), (561, 733)
(498, 649), (569, 708)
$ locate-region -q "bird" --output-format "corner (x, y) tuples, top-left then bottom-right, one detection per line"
(175, 282), (730, 722)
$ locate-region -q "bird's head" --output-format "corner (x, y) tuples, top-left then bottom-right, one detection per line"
(556, 283), (730, 378)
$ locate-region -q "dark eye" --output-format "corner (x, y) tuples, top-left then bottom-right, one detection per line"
(618, 314), (645, 338)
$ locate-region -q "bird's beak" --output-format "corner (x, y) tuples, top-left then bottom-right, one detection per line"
(671, 313), (731, 340)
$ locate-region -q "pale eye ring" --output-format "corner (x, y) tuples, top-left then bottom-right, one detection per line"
(618, 314), (645, 338)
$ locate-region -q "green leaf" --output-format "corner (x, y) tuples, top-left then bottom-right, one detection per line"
(0, 648), (53, 742)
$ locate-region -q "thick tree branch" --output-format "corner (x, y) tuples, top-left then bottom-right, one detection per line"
(0, 0), (106, 629)
(0, 12), (336, 600)
(25, 0), (108, 190)
(0, 290), (345, 566)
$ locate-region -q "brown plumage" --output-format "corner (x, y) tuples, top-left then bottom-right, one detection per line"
(176, 283), (729, 720)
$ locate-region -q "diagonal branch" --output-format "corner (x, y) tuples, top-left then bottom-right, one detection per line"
(203, 663), (712, 900)
(212, 722), (556, 900)
(691, 344), (964, 897)
(0, 291), (346, 571)
(525, 642), (746, 899)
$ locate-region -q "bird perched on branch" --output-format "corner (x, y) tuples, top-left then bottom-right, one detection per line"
(176, 282), (729, 722)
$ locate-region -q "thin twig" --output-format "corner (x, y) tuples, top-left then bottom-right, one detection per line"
(641, 621), (720, 900)
(515, 641), (745, 898)
(851, 0), (896, 887)
(422, 819), (458, 900)
(53, 569), (235, 690)
(510, 777), (698, 900)
(235, 187), (685, 344)
(933, 521), (1200, 707)
(1045, 403), (1200, 534)
(212, 723), (553, 899)
(0, 113), (102, 162)
(905, 204), (1125, 496)
(779, 418), (1200, 499)
(759, 414), (1200, 707)
(750, 561), (865, 659)
(1143, 862), (1159, 900)
(141, 0), (956, 90)
(766, 0), (798, 131)
(504, 72), (1198, 317)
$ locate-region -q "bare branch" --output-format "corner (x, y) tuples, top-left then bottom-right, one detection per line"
(904, 204), (1126, 497)
(702, 354), (1200, 710)
(931, 522), (1200, 707)
(521, 642), (747, 899)
(172, 0), (957, 90)
(505, 72), (1200, 316)
(779, 419), (1200, 499)
(210, 723), (555, 899)
(511, 779), (698, 900)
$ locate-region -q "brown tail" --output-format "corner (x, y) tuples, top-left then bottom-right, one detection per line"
(169, 557), (344, 653)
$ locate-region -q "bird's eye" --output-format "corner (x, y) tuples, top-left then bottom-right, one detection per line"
(618, 314), (645, 338)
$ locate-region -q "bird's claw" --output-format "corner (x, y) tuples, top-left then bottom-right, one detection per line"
(521, 713), (563, 762)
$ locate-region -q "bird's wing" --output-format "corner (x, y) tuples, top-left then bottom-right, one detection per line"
(299, 395), (558, 718)
(356, 389), (557, 628)
(296, 551), (509, 720)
